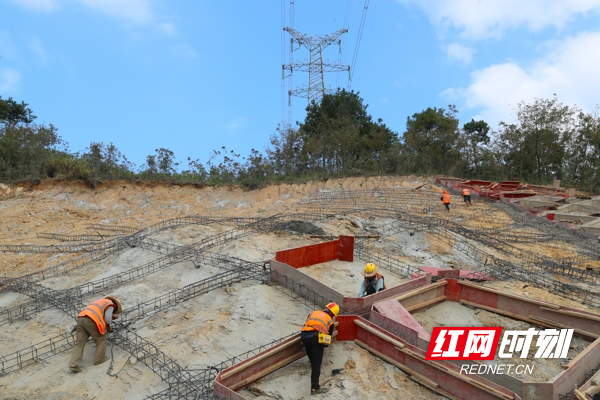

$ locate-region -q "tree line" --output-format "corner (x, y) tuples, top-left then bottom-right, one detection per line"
(1, 92), (599, 192)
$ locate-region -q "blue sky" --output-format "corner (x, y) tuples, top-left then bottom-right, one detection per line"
(2, 0), (600, 170)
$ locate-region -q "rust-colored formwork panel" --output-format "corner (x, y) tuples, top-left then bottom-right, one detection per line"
(445, 278), (466, 303)
(396, 280), (447, 311)
(269, 259), (344, 305)
(372, 298), (430, 340)
(352, 317), (517, 400)
(338, 235), (354, 262)
(336, 315), (359, 341)
(342, 274), (430, 312)
(369, 308), (420, 346)
(550, 339), (600, 400)
(457, 281), (600, 339)
(215, 335), (306, 395)
(275, 240), (339, 268)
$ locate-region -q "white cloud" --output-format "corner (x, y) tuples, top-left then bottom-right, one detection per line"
(28, 36), (48, 64)
(9, 0), (176, 34)
(444, 31), (600, 125)
(75, 0), (176, 35)
(399, 0), (600, 39)
(0, 31), (19, 59)
(0, 68), (22, 93)
(225, 117), (247, 132)
(7, 0), (59, 12)
(446, 42), (475, 64)
(170, 44), (197, 59)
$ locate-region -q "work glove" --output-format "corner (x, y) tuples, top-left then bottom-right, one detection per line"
(112, 315), (118, 320)
(106, 325), (114, 333)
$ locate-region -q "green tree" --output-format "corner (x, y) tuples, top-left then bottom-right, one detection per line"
(497, 97), (574, 183)
(141, 148), (178, 177)
(0, 96), (36, 127)
(266, 125), (306, 178)
(81, 142), (133, 178)
(563, 108), (600, 190)
(462, 119), (491, 176)
(299, 90), (398, 176)
(0, 123), (64, 179)
(401, 106), (461, 175)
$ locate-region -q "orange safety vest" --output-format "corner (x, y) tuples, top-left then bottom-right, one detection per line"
(365, 273), (386, 290)
(462, 188), (471, 196)
(442, 193), (451, 204)
(78, 299), (113, 335)
(301, 310), (334, 334)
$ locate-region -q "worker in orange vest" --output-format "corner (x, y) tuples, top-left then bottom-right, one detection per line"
(462, 188), (473, 206)
(441, 189), (451, 211)
(69, 296), (122, 373)
(300, 302), (339, 395)
(358, 263), (386, 297)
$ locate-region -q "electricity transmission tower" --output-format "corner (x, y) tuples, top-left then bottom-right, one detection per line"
(282, 27), (349, 107)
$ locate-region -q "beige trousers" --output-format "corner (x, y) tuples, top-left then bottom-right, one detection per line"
(69, 316), (106, 368)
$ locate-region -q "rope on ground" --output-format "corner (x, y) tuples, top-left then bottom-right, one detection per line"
(106, 334), (129, 378)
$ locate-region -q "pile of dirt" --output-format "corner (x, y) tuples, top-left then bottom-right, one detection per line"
(271, 220), (327, 236)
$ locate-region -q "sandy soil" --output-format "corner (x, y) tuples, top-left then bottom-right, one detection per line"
(1, 176), (599, 400)
(241, 342), (446, 400)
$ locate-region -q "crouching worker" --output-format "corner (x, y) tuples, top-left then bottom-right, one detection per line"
(300, 302), (339, 395)
(69, 295), (122, 373)
(358, 263), (386, 298)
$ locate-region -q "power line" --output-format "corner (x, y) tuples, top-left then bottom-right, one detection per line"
(336, 0), (353, 89)
(348, 0), (369, 90)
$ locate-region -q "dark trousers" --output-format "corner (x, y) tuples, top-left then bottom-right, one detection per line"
(301, 332), (325, 390)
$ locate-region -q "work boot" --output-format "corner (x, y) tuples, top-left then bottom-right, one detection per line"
(94, 356), (109, 365)
(70, 366), (82, 373)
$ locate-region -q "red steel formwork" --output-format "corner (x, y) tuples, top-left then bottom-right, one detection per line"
(438, 177), (567, 203)
(214, 239), (600, 399)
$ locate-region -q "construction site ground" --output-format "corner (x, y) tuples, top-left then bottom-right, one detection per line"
(1, 176), (600, 400)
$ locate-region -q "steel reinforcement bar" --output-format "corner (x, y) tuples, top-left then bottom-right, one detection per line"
(0, 244), (125, 292)
(425, 222), (600, 307)
(119, 263), (265, 325)
(0, 215), (262, 290)
(0, 239), (256, 325)
(0, 260), (266, 378)
(355, 244), (423, 278)
(146, 332), (300, 399)
(495, 201), (600, 256)
(90, 224), (139, 233)
(36, 232), (120, 241)
(367, 208), (600, 285)
(1, 215), (282, 324)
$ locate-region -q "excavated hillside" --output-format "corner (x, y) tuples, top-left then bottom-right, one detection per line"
(1, 177), (599, 400)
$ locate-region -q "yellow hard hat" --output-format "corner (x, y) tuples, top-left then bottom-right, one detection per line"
(326, 302), (340, 316)
(362, 263), (379, 277)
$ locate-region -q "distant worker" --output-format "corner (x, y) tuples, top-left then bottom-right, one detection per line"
(462, 188), (473, 206)
(358, 263), (386, 297)
(441, 189), (451, 212)
(300, 302), (339, 395)
(69, 296), (122, 373)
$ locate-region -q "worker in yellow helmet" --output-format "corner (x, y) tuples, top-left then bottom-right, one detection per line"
(358, 263), (386, 297)
(300, 302), (339, 395)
